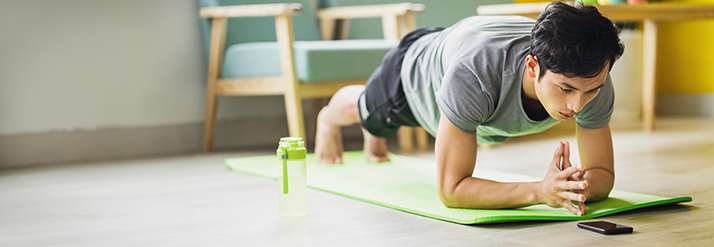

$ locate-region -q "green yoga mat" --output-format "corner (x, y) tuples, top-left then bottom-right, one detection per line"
(225, 151), (691, 224)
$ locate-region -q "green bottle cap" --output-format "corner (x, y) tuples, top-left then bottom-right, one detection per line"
(276, 137), (307, 160)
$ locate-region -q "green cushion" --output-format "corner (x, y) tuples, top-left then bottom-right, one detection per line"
(221, 39), (398, 82)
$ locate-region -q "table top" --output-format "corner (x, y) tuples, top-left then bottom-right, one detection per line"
(477, 2), (714, 21)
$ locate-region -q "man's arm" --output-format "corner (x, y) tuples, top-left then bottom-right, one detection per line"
(575, 124), (615, 202)
(435, 113), (588, 214)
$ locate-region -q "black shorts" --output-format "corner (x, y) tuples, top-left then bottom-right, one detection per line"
(358, 27), (444, 138)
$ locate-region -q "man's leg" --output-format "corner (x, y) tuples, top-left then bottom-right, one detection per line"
(315, 85), (389, 164)
(361, 127), (390, 163)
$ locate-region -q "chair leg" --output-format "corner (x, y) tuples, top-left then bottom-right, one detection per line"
(284, 96), (306, 142)
(415, 127), (429, 151)
(203, 17), (226, 153)
(275, 14), (306, 143)
(398, 127), (414, 153)
(202, 93), (218, 153)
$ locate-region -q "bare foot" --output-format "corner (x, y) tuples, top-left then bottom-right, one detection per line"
(315, 108), (344, 164)
(362, 128), (390, 163)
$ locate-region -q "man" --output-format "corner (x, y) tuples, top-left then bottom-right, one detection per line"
(314, 1), (624, 216)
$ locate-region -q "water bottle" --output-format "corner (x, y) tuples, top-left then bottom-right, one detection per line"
(277, 137), (307, 216)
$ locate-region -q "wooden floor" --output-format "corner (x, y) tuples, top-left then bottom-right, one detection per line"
(1, 117), (712, 246)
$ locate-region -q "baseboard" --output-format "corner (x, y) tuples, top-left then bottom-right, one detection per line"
(0, 116), (363, 168)
(0, 123), (198, 168)
(657, 93), (714, 117)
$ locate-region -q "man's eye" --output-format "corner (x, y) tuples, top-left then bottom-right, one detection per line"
(560, 87), (572, 92)
(587, 89), (600, 94)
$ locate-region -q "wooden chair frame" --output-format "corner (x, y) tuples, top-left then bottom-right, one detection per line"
(199, 3), (427, 152)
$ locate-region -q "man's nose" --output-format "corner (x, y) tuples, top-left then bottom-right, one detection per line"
(567, 93), (585, 113)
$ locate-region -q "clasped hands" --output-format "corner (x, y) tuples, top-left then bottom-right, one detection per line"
(538, 141), (589, 216)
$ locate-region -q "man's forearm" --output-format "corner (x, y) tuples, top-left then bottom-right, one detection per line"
(576, 124), (615, 202)
(442, 177), (540, 209)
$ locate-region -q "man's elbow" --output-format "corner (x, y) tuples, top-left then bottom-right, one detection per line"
(584, 184), (614, 203)
(584, 169), (615, 202)
(588, 187), (613, 202)
(438, 186), (463, 208)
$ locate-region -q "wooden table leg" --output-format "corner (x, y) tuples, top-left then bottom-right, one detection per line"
(642, 19), (658, 131)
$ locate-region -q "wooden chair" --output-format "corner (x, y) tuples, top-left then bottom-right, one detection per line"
(317, 3), (431, 153)
(198, 0), (425, 152)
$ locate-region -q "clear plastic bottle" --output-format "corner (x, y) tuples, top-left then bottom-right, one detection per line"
(277, 137), (307, 216)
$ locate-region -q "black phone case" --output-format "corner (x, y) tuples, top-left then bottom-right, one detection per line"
(577, 221), (633, 235)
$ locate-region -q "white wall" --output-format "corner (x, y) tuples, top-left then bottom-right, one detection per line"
(0, 0), (286, 136)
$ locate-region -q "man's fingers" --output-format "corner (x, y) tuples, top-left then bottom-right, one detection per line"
(562, 141), (572, 169)
(557, 164), (583, 180)
(573, 189), (589, 214)
(577, 201), (587, 215)
(564, 141), (570, 158)
(551, 142), (564, 170)
(562, 180), (588, 191)
(575, 187), (591, 199)
(560, 190), (586, 202)
(560, 200), (583, 216)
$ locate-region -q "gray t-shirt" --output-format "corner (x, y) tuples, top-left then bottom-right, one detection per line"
(401, 16), (613, 144)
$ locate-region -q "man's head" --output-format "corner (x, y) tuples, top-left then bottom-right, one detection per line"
(526, 1), (624, 120)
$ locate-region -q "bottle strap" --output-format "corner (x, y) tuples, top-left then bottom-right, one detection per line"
(281, 147), (289, 194)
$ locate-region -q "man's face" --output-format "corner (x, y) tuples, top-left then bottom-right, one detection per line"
(531, 60), (609, 120)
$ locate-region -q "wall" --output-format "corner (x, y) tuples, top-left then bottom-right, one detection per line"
(0, 0), (293, 167)
(658, 15), (714, 93)
(0, 0), (203, 135)
(656, 0), (714, 116)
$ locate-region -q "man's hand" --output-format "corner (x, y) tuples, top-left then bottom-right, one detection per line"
(560, 141), (590, 214)
(537, 142), (589, 216)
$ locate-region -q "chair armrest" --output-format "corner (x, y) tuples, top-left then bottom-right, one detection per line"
(317, 3), (425, 20)
(199, 3), (302, 18)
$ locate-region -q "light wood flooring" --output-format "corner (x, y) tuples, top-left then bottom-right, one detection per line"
(1, 117), (712, 246)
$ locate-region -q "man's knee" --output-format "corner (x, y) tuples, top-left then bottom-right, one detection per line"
(322, 85), (364, 125)
(335, 85), (366, 97)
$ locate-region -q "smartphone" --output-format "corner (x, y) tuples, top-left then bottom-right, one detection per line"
(577, 221), (633, 235)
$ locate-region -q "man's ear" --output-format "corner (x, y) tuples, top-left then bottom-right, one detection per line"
(525, 55), (538, 79)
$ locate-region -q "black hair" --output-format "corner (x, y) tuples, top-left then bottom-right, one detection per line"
(530, 1), (624, 80)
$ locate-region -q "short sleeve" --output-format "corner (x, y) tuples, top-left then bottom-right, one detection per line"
(435, 61), (496, 133)
(576, 74), (614, 129)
